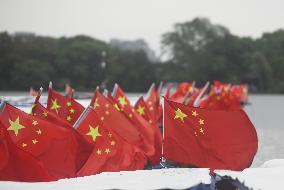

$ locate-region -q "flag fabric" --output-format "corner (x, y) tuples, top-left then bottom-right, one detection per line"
(90, 90), (144, 152)
(163, 98), (258, 171)
(170, 82), (197, 103)
(112, 85), (157, 162)
(0, 103), (86, 179)
(145, 83), (162, 126)
(76, 107), (146, 176)
(47, 87), (84, 125)
(31, 101), (93, 173)
(134, 96), (163, 164)
(0, 124), (55, 182)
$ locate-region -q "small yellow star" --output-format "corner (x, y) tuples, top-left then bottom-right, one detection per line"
(174, 108), (187, 122)
(194, 131), (198, 137)
(100, 116), (104, 121)
(108, 132), (112, 137)
(93, 98), (100, 109)
(149, 120), (153, 124)
(148, 101), (152, 106)
(199, 128), (205, 134)
(66, 101), (72, 107)
(42, 111), (48, 117)
(86, 125), (102, 142)
(105, 104), (110, 108)
(69, 108), (75, 114)
(128, 113), (133, 118)
(136, 105), (145, 116)
(105, 148), (111, 154)
(22, 143), (27, 147)
(66, 115), (72, 121)
(110, 140), (116, 146)
(32, 139), (38, 144)
(32, 120), (38, 126)
(118, 96), (127, 107)
(105, 110), (110, 115)
(50, 99), (61, 114)
(36, 129), (42, 135)
(97, 149), (102, 155)
(199, 119), (204, 125)
(149, 106), (154, 111)
(8, 117), (25, 136)
(192, 110), (198, 117)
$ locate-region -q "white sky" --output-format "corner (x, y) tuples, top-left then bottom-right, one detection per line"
(0, 0), (284, 55)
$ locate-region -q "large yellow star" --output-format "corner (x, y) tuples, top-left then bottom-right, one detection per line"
(174, 108), (187, 122)
(8, 117), (25, 136)
(86, 125), (102, 142)
(118, 96), (127, 107)
(50, 98), (61, 114)
(136, 105), (145, 116)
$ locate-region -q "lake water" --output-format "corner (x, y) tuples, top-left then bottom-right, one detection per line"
(1, 93), (283, 167)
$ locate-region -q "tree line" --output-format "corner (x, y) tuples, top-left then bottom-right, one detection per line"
(1, 17), (284, 93)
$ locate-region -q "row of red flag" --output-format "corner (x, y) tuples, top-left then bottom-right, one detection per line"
(0, 81), (257, 182)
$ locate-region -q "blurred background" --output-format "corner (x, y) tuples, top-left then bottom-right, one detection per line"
(1, 0), (284, 92)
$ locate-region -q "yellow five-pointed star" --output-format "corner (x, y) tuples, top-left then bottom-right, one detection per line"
(199, 119), (204, 125)
(174, 108), (187, 122)
(118, 96), (127, 107)
(42, 111), (48, 117)
(8, 117), (25, 136)
(86, 125), (102, 142)
(66, 101), (72, 107)
(110, 140), (116, 146)
(66, 115), (72, 121)
(192, 110), (198, 117)
(136, 105), (145, 115)
(113, 103), (120, 111)
(105, 148), (111, 154)
(97, 149), (102, 155)
(50, 99), (61, 114)
(69, 108), (75, 114)
(36, 129), (42, 135)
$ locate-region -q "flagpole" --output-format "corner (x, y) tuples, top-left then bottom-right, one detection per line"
(193, 81), (210, 107)
(49, 81), (53, 89)
(160, 96), (167, 167)
(182, 81), (196, 104)
(0, 99), (6, 113)
(73, 106), (92, 129)
(112, 83), (118, 97)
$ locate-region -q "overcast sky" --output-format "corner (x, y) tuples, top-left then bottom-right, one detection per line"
(0, 0), (284, 55)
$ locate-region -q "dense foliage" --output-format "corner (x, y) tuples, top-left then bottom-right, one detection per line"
(1, 17), (284, 93)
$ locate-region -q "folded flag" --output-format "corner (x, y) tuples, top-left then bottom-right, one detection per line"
(75, 107), (146, 176)
(47, 87), (84, 125)
(0, 103), (86, 179)
(0, 124), (55, 182)
(163, 98), (258, 171)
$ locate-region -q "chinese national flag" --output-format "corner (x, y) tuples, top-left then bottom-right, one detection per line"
(163, 98), (258, 171)
(145, 83), (162, 126)
(76, 107), (146, 176)
(90, 90), (144, 152)
(47, 88), (84, 125)
(0, 103), (85, 179)
(0, 124), (55, 182)
(112, 85), (157, 162)
(134, 96), (163, 164)
(170, 82), (196, 103)
(31, 102), (93, 174)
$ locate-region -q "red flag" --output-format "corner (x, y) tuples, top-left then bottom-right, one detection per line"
(47, 87), (84, 125)
(170, 82), (196, 103)
(134, 96), (163, 164)
(0, 103), (86, 179)
(76, 107), (146, 176)
(31, 102), (93, 174)
(145, 83), (162, 125)
(163, 98), (258, 171)
(112, 85), (157, 163)
(0, 124), (55, 182)
(90, 90), (144, 152)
